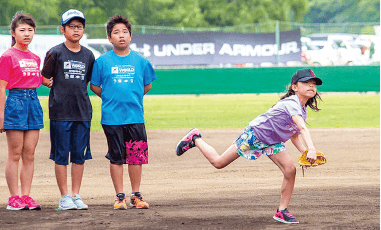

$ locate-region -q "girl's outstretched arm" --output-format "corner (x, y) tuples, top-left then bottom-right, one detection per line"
(292, 115), (317, 164)
(290, 134), (306, 154)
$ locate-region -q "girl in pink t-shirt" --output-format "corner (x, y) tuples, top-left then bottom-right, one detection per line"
(0, 13), (43, 210)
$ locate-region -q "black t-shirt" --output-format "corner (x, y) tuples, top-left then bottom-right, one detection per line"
(42, 43), (95, 121)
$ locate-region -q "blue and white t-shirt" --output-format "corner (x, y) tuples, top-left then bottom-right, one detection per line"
(249, 95), (307, 145)
(91, 50), (156, 125)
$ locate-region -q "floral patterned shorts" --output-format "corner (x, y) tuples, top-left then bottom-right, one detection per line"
(102, 123), (148, 165)
(233, 126), (286, 160)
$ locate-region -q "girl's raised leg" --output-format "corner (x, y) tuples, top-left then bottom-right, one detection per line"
(195, 138), (239, 169)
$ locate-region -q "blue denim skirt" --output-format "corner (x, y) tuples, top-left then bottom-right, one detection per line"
(4, 89), (44, 130)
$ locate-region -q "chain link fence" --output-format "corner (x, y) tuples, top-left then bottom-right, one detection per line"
(0, 21), (379, 38)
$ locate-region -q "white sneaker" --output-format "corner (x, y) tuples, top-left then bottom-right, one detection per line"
(56, 194), (77, 211)
(72, 194), (88, 210)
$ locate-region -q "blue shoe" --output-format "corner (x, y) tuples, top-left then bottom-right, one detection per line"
(56, 194), (77, 211)
(72, 194), (88, 210)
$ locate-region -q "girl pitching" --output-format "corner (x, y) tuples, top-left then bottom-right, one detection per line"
(176, 69), (322, 224)
(0, 12), (43, 210)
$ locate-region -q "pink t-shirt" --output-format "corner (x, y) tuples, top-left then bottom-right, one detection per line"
(0, 47), (42, 89)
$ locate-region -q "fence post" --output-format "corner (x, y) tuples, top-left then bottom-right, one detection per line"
(275, 20), (280, 65)
(142, 25), (146, 34)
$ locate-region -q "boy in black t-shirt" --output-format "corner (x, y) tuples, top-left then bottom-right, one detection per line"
(42, 9), (95, 211)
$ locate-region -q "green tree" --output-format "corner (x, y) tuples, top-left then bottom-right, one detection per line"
(198, 0), (308, 27)
(0, 0), (59, 27)
(303, 0), (380, 23)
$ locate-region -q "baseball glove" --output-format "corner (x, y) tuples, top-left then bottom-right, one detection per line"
(298, 149), (327, 177)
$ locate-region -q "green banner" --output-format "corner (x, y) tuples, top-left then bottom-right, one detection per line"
(36, 66), (380, 96)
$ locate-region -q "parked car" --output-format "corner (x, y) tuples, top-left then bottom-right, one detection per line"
(303, 42), (333, 66)
(337, 40), (362, 65)
(87, 39), (113, 54)
(307, 33), (355, 43)
(309, 40), (340, 65)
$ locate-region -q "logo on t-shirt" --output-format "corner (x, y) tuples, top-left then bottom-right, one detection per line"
(111, 65), (135, 84)
(64, 61), (85, 69)
(64, 62), (71, 69)
(19, 60), (38, 68)
(112, 67), (118, 74)
(111, 66), (135, 75)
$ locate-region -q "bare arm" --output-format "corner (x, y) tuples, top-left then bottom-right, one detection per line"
(42, 76), (53, 88)
(292, 114), (317, 163)
(144, 83), (152, 95)
(0, 79), (8, 133)
(290, 134), (307, 153)
(90, 83), (102, 97)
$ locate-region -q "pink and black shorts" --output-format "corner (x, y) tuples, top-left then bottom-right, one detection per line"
(102, 123), (148, 165)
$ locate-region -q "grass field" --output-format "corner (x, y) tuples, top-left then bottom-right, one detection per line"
(39, 93), (380, 131)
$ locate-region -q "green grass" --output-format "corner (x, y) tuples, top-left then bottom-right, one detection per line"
(40, 94), (380, 131)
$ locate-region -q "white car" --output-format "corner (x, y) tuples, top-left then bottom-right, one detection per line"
(87, 39), (113, 54)
(309, 40), (340, 65)
(302, 42), (333, 66)
(337, 40), (363, 65)
(308, 33), (356, 43)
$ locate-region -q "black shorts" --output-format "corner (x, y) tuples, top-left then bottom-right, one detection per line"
(102, 123), (148, 165)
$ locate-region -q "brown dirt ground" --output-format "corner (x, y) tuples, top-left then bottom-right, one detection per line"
(0, 128), (379, 229)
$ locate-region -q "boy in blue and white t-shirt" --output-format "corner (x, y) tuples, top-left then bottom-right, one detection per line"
(90, 15), (156, 210)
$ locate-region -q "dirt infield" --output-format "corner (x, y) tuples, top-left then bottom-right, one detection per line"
(0, 128), (379, 229)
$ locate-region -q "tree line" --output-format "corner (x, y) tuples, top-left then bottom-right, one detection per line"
(0, 0), (308, 27)
(0, 0), (379, 27)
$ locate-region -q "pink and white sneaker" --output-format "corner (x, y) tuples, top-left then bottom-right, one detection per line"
(176, 128), (201, 156)
(21, 195), (41, 210)
(273, 208), (299, 224)
(7, 196), (28, 210)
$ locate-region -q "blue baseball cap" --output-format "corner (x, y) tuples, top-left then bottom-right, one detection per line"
(61, 9), (86, 26)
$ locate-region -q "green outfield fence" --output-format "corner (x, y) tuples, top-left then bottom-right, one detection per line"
(35, 66), (380, 96)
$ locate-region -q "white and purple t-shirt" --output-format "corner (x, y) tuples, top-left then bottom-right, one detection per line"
(249, 95), (307, 145)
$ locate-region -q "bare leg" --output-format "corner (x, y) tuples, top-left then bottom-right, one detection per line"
(5, 130), (24, 196)
(110, 164), (123, 194)
(194, 138), (239, 169)
(128, 165), (142, 193)
(268, 150), (296, 210)
(20, 130), (39, 195)
(55, 164), (69, 197)
(71, 163), (84, 196)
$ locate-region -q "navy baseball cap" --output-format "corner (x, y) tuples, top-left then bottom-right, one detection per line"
(291, 69), (323, 85)
(61, 9), (86, 26)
